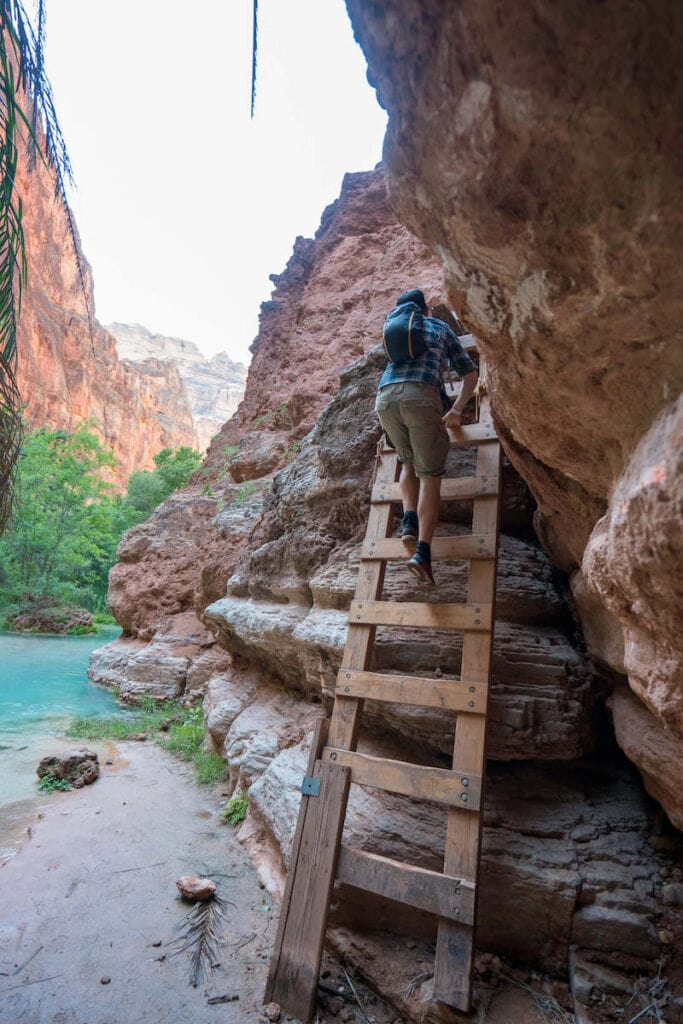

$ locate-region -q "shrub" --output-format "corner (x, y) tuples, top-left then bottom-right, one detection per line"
(221, 791), (248, 826)
(38, 773), (71, 793)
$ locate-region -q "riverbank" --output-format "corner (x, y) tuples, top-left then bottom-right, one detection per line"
(0, 741), (274, 1024)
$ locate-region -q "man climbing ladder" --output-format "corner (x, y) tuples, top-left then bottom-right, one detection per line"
(375, 289), (479, 585)
(265, 310), (501, 1022)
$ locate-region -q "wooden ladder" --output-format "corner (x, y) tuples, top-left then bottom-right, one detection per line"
(266, 361), (501, 1022)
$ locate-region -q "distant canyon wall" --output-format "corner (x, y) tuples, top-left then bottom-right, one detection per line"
(107, 323), (247, 452)
(15, 151), (200, 486)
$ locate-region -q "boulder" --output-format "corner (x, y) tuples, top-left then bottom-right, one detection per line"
(37, 749), (100, 789)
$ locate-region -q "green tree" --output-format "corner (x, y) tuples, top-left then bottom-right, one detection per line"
(122, 446), (202, 521)
(153, 446), (202, 494)
(0, 424), (116, 608)
(124, 469), (166, 518)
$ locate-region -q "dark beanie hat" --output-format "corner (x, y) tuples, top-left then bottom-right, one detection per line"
(396, 288), (427, 312)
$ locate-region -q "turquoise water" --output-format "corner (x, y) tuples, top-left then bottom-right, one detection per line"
(0, 626), (126, 841)
(0, 626), (122, 738)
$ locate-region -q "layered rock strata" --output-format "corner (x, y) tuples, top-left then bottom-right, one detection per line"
(108, 323), (247, 452)
(93, 166), (682, 1017)
(344, 0), (683, 830)
(15, 152), (198, 486)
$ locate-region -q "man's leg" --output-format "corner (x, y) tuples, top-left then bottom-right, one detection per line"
(399, 462), (419, 514)
(416, 475), (441, 545)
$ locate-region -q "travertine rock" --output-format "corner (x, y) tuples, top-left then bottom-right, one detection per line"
(246, 726), (668, 973)
(88, 611), (215, 704)
(37, 749), (100, 789)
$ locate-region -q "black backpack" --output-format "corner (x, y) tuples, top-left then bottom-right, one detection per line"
(382, 301), (427, 363)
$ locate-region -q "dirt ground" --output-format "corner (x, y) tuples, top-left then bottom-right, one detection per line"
(0, 740), (576, 1024)
(0, 740), (278, 1024)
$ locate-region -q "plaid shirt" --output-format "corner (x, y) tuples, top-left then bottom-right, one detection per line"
(378, 315), (477, 392)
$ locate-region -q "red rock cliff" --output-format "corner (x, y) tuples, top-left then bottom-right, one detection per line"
(91, 166), (682, 1019)
(14, 149), (198, 486)
(346, 0), (683, 827)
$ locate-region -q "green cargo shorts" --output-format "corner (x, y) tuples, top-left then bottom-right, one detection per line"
(375, 381), (450, 478)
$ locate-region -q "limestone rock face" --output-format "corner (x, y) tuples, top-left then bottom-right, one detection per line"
(14, 153), (198, 486)
(108, 323), (247, 452)
(344, 0), (683, 817)
(97, 165), (682, 1008)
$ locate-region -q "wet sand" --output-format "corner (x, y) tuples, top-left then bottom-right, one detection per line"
(0, 741), (274, 1024)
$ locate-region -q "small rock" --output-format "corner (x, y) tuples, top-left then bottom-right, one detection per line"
(151, 940), (162, 947)
(106, 759), (113, 765)
(659, 928), (674, 944)
(100, 976), (111, 985)
(176, 875), (217, 901)
(662, 883), (683, 906)
(263, 1002), (281, 1022)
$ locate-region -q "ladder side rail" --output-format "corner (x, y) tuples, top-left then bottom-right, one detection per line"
(434, 391), (502, 1012)
(327, 451), (399, 751)
(265, 716), (329, 1002)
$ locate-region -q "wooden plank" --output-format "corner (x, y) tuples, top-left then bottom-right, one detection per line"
(447, 423), (498, 445)
(265, 717), (329, 1005)
(321, 748), (481, 810)
(382, 422), (497, 454)
(336, 846), (476, 926)
(328, 452), (398, 752)
(335, 669), (488, 714)
(372, 475), (498, 504)
(361, 534), (496, 561)
(265, 760), (351, 1022)
(349, 600), (492, 632)
(434, 400), (501, 1013)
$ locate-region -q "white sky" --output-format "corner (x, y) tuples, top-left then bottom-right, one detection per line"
(43, 0), (387, 365)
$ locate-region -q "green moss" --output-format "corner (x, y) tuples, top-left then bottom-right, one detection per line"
(221, 791), (248, 826)
(38, 773), (71, 793)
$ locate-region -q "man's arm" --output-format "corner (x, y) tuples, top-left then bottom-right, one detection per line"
(443, 369), (478, 427)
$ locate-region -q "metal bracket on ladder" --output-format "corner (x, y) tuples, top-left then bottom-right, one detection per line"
(266, 354), (502, 1022)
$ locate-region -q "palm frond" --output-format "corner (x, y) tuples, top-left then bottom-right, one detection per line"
(169, 891), (227, 988)
(0, 0), (89, 531)
(251, 0), (258, 117)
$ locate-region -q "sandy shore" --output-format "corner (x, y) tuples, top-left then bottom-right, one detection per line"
(0, 741), (274, 1024)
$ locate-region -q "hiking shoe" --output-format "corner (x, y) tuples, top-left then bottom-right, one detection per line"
(407, 552), (436, 587)
(401, 512), (419, 542)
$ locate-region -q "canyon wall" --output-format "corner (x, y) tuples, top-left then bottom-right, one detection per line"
(107, 323), (247, 452)
(15, 153), (198, 486)
(92, 168), (682, 1020)
(345, 0), (683, 831)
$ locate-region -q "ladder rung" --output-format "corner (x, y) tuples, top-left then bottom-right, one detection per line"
(335, 669), (488, 714)
(381, 425), (498, 456)
(372, 476), (498, 504)
(448, 423), (498, 445)
(321, 748), (482, 810)
(349, 600), (492, 631)
(361, 534), (496, 561)
(337, 845), (476, 925)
